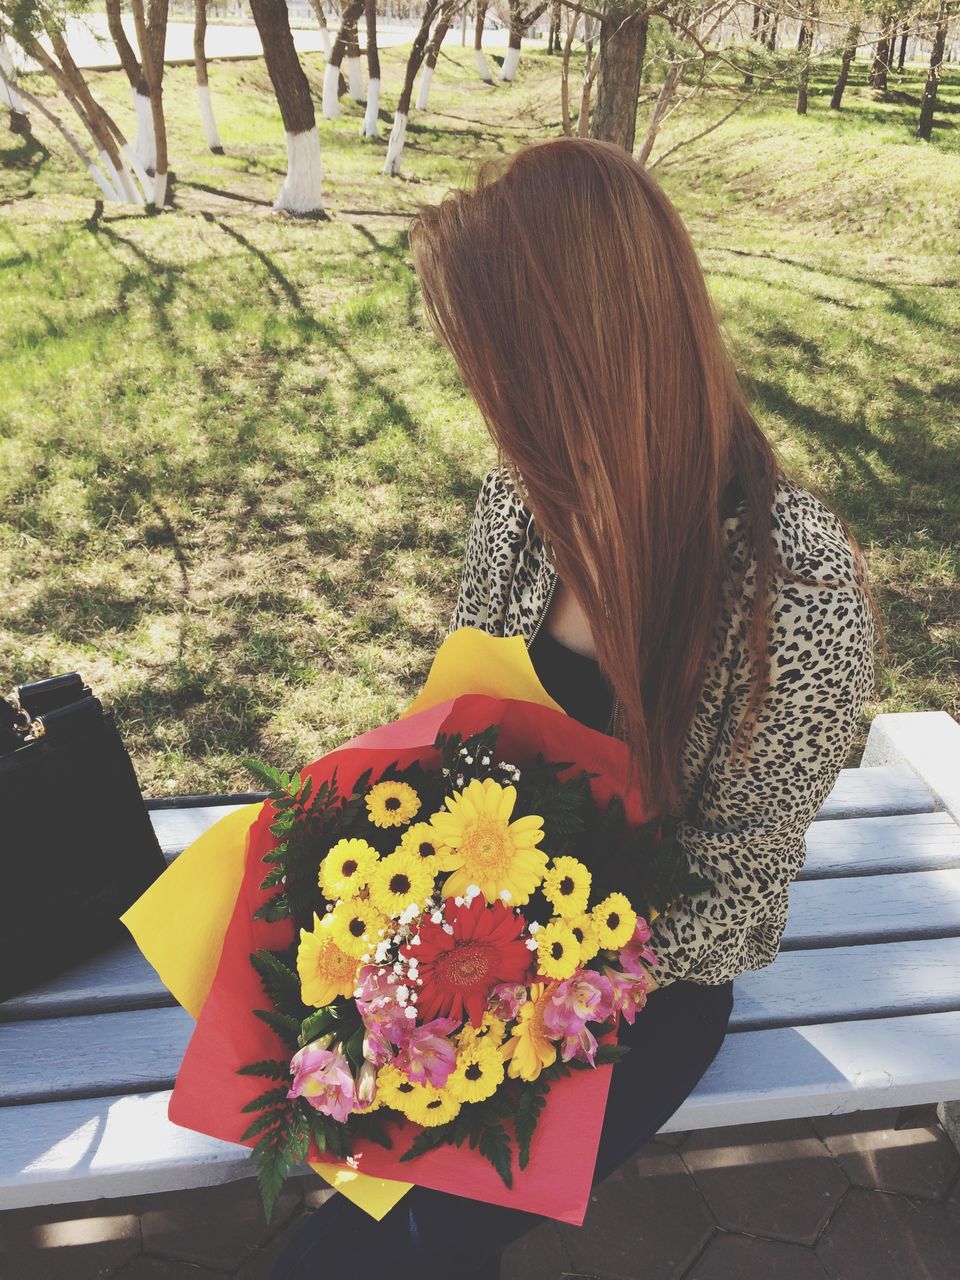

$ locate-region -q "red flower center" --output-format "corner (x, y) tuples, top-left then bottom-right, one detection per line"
(435, 941), (494, 990)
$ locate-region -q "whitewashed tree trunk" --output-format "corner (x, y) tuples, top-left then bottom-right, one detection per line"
(275, 127), (324, 213)
(415, 63), (434, 109)
(500, 42), (521, 80)
(383, 110), (407, 175)
(346, 53), (365, 100)
(319, 26), (332, 58)
(473, 46), (493, 81)
(361, 77), (381, 136)
(132, 88), (156, 171)
(197, 83), (222, 151)
(194, 0), (223, 152)
(322, 60), (341, 116)
(0, 34), (29, 133)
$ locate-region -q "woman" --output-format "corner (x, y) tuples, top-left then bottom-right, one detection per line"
(267, 137), (882, 1280)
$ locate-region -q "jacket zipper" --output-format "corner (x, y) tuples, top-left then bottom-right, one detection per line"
(525, 562), (621, 737)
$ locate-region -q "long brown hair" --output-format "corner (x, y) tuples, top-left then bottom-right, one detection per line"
(409, 137), (886, 817)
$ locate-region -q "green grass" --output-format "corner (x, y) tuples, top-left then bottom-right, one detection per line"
(1, 43), (957, 794)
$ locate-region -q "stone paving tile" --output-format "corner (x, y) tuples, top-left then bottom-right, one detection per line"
(114, 1257), (226, 1278)
(233, 1210), (317, 1280)
(946, 1174), (960, 1234)
(816, 1187), (960, 1280)
(139, 1179), (303, 1272)
(810, 1109), (960, 1201)
(0, 1201), (141, 1280)
(501, 1220), (573, 1280)
(688, 1231), (831, 1280)
(681, 1118), (848, 1246)
(557, 1144), (714, 1280)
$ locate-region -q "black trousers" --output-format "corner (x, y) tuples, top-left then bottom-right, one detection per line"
(267, 977), (735, 1280)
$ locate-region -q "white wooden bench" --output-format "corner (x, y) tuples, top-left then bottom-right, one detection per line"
(2, 711), (959, 1210)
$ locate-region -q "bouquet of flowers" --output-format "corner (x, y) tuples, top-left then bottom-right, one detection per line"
(122, 628), (707, 1227)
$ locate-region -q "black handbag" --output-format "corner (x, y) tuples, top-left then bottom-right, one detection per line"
(0, 673), (168, 1003)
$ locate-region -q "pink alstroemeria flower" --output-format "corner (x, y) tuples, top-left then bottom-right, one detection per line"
(488, 982), (528, 1021)
(618, 918), (658, 978)
(542, 970), (615, 1066)
(287, 1041), (356, 1123)
(394, 1016), (461, 1086)
(601, 965), (651, 1026)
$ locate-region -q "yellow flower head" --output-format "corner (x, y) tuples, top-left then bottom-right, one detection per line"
(502, 982), (557, 1082)
(448, 1038), (505, 1104)
(428, 777), (548, 906)
(567, 910), (601, 963)
(535, 919), (581, 982)
(368, 847), (435, 918)
(592, 892), (637, 950)
(456, 1010), (507, 1051)
(397, 822), (442, 861)
(318, 838), (379, 900)
(542, 856), (592, 918)
(296, 911), (361, 1008)
(366, 780), (421, 828)
(329, 895), (388, 958)
(388, 1074), (462, 1127)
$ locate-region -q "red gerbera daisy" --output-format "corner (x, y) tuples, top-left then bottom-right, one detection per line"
(403, 896), (534, 1028)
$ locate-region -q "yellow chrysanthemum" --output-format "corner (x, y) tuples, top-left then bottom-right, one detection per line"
(428, 777), (548, 906)
(375, 1063), (415, 1111)
(535, 919), (581, 981)
(318, 838), (379, 900)
(396, 822), (442, 861)
(542, 856), (592, 918)
(502, 982), (557, 1082)
(368, 847), (435, 917)
(366, 780), (421, 828)
(400, 1081), (462, 1127)
(328, 896), (388, 958)
(567, 911), (601, 963)
(296, 911), (361, 1007)
(592, 892), (637, 949)
(456, 1011), (507, 1050)
(448, 1038), (505, 1104)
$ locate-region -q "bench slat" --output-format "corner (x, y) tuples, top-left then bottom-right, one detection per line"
(730, 937), (960, 1031)
(783, 867), (960, 949)
(0, 1008), (193, 1107)
(4, 1010), (959, 1208)
(146, 765), (939, 865)
(0, 942), (175, 1024)
(799, 811), (960, 880)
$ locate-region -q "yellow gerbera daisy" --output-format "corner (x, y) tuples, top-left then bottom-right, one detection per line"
(592, 892), (637, 949)
(567, 911), (601, 963)
(318, 838), (379, 900)
(535, 919), (581, 981)
(296, 911), (361, 1007)
(400, 1080), (462, 1127)
(456, 1010), (507, 1050)
(329, 896), (388, 958)
(503, 982), (557, 1082)
(375, 1063), (415, 1111)
(542, 856), (592, 918)
(397, 822), (443, 861)
(447, 1038), (505, 1104)
(368, 847), (435, 917)
(428, 777), (548, 906)
(366, 780), (421, 828)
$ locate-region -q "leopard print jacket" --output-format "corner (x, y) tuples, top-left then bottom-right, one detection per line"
(447, 464), (877, 989)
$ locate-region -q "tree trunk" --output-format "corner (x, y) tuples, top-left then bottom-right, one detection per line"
(636, 57), (681, 165)
(871, 17), (892, 90)
(897, 23), (908, 72)
(417, 1), (458, 109)
(830, 23), (859, 109)
(500, 1), (547, 81)
(766, 12), (779, 50)
(474, 0), (493, 82)
(548, 0), (561, 52)
(384, 0), (441, 174)
(360, 0), (381, 137)
(131, 0), (169, 204)
(345, 15), (365, 101)
(796, 3), (817, 114)
(917, 0), (949, 140)
(194, 0), (223, 152)
(323, 0), (365, 117)
(591, 7), (648, 153)
(105, 0), (141, 87)
(0, 32), (30, 135)
(309, 0), (332, 60)
(249, 0), (325, 214)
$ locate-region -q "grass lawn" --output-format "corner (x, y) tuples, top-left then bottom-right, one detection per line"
(1, 41), (957, 795)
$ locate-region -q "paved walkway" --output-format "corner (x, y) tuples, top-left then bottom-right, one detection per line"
(2, 1105), (958, 1279)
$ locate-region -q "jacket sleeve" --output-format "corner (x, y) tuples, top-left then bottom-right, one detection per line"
(644, 559), (876, 988)
(447, 468), (497, 638)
